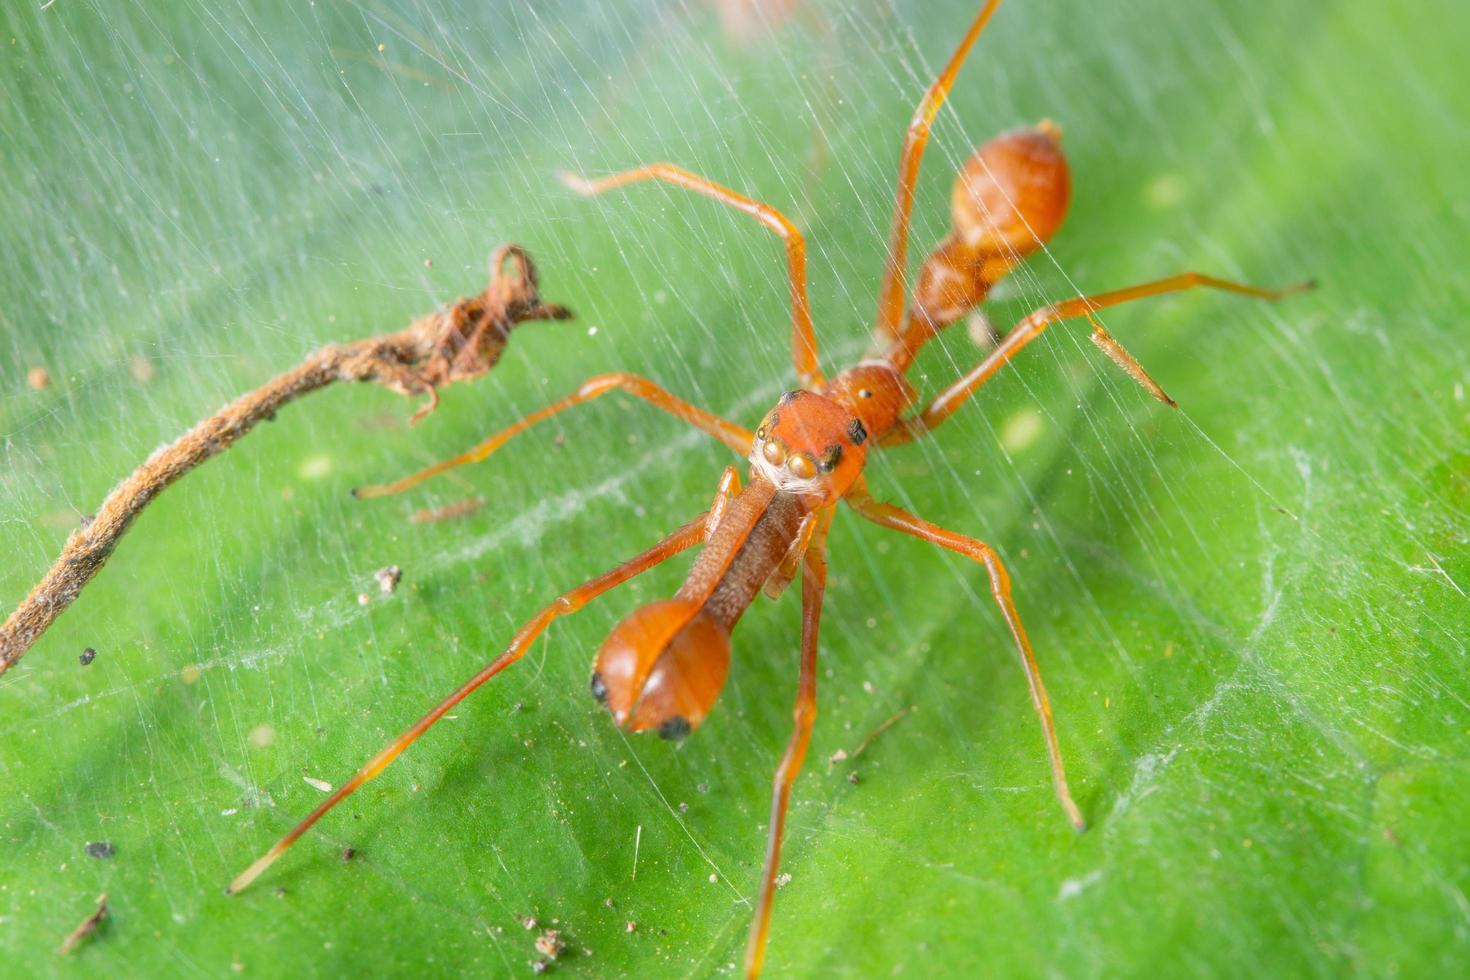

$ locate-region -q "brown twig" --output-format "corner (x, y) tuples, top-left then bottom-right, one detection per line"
(828, 704), (917, 769)
(0, 244), (571, 676)
(410, 496), (486, 524)
(57, 893), (108, 955)
(850, 704), (916, 758)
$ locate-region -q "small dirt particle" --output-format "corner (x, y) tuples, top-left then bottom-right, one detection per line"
(341, 847), (357, 862)
(84, 841), (115, 860)
(696, 782), (709, 794)
(519, 915), (538, 931)
(847, 771), (860, 785)
(27, 366), (50, 390)
(357, 592), (371, 606)
(776, 873), (792, 889)
(624, 921), (637, 934)
(78, 647), (97, 667)
(531, 959), (549, 975)
(534, 928), (564, 959)
(374, 565), (402, 594)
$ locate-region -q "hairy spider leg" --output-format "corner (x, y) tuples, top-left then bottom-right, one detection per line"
(1084, 310), (1176, 408)
(844, 490), (1085, 831)
(883, 271), (1313, 445)
(560, 164), (824, 389)
(353, 372), (753, 499)
(745, 507), (832, 979)
(708, 465), (743, 539)
(226, 503), (724, 896)
(873, 0), (1005, 343)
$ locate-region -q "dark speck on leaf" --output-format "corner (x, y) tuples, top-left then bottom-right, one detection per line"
(696, 782), (709, 794)
(84, 841), (114, 860)
(79, 647), (97, 666)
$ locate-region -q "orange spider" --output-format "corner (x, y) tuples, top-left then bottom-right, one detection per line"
(226, 2), (1306, 975)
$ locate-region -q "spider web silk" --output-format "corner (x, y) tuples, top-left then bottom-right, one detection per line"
(1, 0), (1466, 976)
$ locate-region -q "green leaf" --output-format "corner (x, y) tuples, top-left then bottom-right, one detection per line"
(2, 0), (1466, 975)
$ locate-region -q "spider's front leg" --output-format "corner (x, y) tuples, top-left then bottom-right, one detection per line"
(352, 373), (752, 499)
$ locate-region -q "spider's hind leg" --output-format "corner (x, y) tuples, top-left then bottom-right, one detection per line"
(352, 373), (753, 499)
(884, 271), (1311, 445)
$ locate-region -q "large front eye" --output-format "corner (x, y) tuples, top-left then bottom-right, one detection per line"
(787, 454), (816, 480)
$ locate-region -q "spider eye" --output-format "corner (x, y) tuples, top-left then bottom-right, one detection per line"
(762, 440), (787, 466)
(859, 389), (873, 399)
(787, 454), (817, 480)
(755, 426), (767, 440)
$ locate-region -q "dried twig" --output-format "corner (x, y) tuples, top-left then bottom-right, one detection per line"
(57, 893), (108, 956)
(410, 496), (485, 524)
(830, 704), (917, 768)
(850, 704), (916, 758)
(0, 244), (571, 676)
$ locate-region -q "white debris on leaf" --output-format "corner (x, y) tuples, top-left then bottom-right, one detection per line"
(374, 565), (403, 594)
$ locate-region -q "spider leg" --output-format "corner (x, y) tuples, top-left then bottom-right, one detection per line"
(844, 489), (1085, 831)
(744, 508), (832, 980)
(354, 372), (753, 499)
(561, 163), (823, 388)
(882, 271), (1311, 445)
(873, 0), (1004, 343)
(708, 464), (743, 540)
(225, 506), (716, 896)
